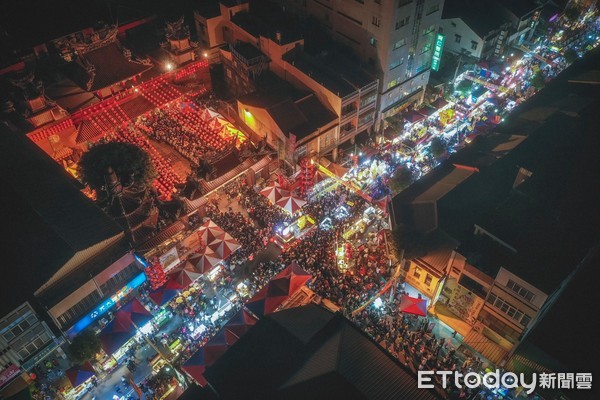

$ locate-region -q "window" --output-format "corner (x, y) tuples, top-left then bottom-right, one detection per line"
(487, 293), (532, 326)
(438, 26), (443, 34)
(389, 57), (404, 70)
(471, 41), (478, 50)
(451, 22), (457, 28)
(387, 79), (399, 89)
(455, 34), (461, 44)
(370, 37), (376, 46)
(398, 0), (412, 7)
(422, 24), (435, 36)
(424, 274), (433, 286)
(372, 16), (381, 27)
(426, 3), (439, 15)
(506, 280), (536, 302)
(395, 16), (410, 30)
(394, 38), (406, 49)
(422, 42), (432, 53)
(413, 267), (422, 279)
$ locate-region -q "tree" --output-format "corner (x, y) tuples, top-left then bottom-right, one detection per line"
(530, 70), (545, 90)
(78, 142), (156, 192)
(429, 137), (447, 158)
(564, 48), (578, 64)
(389, 167), (415, 194)
(68, 330), (101, 364)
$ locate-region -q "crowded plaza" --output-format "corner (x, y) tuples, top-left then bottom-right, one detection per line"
(8, 3), (600, 400)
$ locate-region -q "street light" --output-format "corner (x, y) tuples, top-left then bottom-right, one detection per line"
(166, 63), (173, 71)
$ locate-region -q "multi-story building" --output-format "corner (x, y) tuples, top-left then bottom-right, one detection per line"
(440, 0), (512, 60)
(194, 0), (378, 163)
(391, 59), (600, 365)
(494, 0), (544, 46)
(0, 303), (63, 397)
(237, 72), (338, 167)
(440, 0), (544, 61)
(280, 0), (445, 126)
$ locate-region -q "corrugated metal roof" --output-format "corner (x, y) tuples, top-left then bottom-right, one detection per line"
(463, 330), (508, 365)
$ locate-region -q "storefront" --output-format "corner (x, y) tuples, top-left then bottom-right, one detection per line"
(67, 272), (148, 338)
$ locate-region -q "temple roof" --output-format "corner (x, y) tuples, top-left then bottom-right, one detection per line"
(68, 42), (152, 91)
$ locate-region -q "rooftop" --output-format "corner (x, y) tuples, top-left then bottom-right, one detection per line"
(0, 128), (123, 316)
(0, 0), (150, 52)
(204, 304), (440, 400)
(67, 42), (153, 91)
(231, 4), (303, 46)
(494, 0), (541, 18)
(283, 49), (376, 97)
(442, 0), (509, 38)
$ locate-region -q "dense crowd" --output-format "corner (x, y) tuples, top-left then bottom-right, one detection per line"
(137, 106), (229, 166)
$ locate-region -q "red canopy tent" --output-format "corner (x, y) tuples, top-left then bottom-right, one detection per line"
(99, 312), (136, 355)
(196, 220), (224, 247)
(275, 195), (306, 214)
(207, 232), (240, 259)
(259, 184), (290, 204)
(203, 330), (231, 366)
(398, 295), (428, 317)
(187, 250), (223, 274)
(168, 266), (201, 289)
(149, 285), (179, 307)
(65, 361), (96, 388)
(116, 298), (153, 328)
(245, 263), (311, 317)
(181, 348), (208, 387)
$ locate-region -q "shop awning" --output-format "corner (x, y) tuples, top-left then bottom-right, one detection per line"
(65, 361), (96, 388)
(224, 309), (258, 340)
(398, 295), (428, 317)
(275, 196), (306, 215)
(116, 298), (153, 328)
(99, 313), (136, 355)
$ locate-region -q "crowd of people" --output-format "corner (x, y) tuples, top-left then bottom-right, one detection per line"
(136, 105), (229, 166)
(354, 297), (490, 399)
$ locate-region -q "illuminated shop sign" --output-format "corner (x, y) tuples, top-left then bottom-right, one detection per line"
(67, 272), (147, 338)
(431, 34), (445, 71)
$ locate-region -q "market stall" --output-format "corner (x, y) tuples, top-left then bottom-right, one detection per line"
(245, 263), (311, 318)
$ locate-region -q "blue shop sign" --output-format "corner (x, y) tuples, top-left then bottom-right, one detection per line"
(67, 272), (147, 338)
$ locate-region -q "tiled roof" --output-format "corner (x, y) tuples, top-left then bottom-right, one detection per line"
(205, 304), (440, 399)
(0, 128), (122, 315)
(71, 42), (152, 91)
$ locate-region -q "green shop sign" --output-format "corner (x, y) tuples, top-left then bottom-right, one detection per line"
(431, 33), (445, 71)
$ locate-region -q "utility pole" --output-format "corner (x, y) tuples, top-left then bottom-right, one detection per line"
(452, 50), (470, 84)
